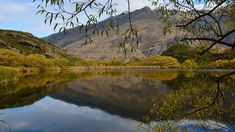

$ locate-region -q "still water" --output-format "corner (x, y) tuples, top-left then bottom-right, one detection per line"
(0, 70), (235, 132)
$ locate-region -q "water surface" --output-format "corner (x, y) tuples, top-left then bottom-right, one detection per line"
(0, 70), (234, 131)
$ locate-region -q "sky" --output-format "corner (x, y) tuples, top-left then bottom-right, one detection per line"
(0, 0), (152, 37)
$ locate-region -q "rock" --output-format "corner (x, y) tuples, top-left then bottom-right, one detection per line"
(43, 7), (183, 60)
(45, 52), (57, 58)
(0, 39), (7, 45)
(8, 46), (21, 53)
(17, 40), (40, 49)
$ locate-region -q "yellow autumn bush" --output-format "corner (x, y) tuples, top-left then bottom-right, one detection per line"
(0, 66), (17, 80)
(207, 58), (235, 68)
(182, 59), (198, 69)
(0, 49), (70, 69)
(130, 55), (181, 68)
(0, 49), (26, 66)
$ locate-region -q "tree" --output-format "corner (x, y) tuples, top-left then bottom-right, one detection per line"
(34, 0), (235, 120)
(153, 0), (235, 54)
(34, 0), (234, 52)
(34, 0), (139, 51)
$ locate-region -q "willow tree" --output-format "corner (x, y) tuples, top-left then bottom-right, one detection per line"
(34, 0), (235, 116)
(34, 0), (234, 50)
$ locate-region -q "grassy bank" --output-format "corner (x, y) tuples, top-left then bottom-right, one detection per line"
(1, 44), (235, 82)
(0, 49), (76, 84)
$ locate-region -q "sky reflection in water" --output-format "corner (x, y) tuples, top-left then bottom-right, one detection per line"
(0, 97), (138, 132)
(0, 70), (234, 132)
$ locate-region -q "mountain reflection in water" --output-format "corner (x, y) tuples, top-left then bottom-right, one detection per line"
(0, 70), (234, 132)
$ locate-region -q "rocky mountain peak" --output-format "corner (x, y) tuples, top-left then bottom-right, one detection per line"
(43, 6), (182, 60)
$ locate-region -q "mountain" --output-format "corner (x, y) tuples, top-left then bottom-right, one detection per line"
(51, 71), (172, 119)
(44, 7), (184, 60)
(0, 29), (73, 59)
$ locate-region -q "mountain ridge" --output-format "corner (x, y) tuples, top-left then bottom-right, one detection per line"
(44, 7), (184, 60)
(0, 29), (75, 60)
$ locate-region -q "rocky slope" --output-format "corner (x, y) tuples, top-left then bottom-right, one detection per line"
(44, 7), (184, 60)
(0, 29), (73, 59)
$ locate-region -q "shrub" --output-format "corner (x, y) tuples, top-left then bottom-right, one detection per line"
(26, 54), (53, 68)
(163, 44), (198, 63)
(0, 66), (18, 84)
(0, 49), (26, 66)
(130, 55), (181, 68)
(76, 59), (95, 66)
(96, 60), (125, 66)
(0, 48), (75, 69)
(206, 58), (235, 69)
(51, 58), (69, 67)
(182, 59), (198, 69)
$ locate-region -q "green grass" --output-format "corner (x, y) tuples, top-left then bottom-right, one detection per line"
(0, 66), (18, 84)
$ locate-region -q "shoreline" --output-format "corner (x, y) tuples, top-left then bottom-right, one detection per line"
(69, 66), (235, 72)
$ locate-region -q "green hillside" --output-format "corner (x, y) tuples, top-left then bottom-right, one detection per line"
(0, 29), (79, 67)
(0, 29), (75, 58)
(0, 29), (78, 81)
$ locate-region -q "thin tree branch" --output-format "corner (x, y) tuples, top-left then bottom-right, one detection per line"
(176, 0), (227, 28)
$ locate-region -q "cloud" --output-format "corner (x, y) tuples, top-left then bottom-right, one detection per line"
(0, 0), (152, 37)
(0, 0), (53, 37)
(113, 0), (153, 13)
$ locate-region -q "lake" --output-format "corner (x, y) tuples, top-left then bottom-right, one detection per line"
(0, 70), (235, 132)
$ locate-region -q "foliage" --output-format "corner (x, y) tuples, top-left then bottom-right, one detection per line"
(0, 49), (71, 69)
(154, 0), (235, 53)
(129, 55), (181, 69)
(95, 60), (126, 66)
(76, 59), (126, 66)
(163, 44), (199, 63)
(34, 0), (235, 54)
(0, 49), (26, 66)
(0, 29), (75, 61)
(182, 59), (198, 69)
(164, 44), (235, 67)
(207, 58), (235, 69)
(0, 66), (17, 82)
(34, 0), (139, 50)
(141, 73), (235, 131)
(0, 72), (79, 109)
(132, 71), (179, 81)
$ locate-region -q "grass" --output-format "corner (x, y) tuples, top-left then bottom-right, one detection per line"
(0, 66), (18, 85)
(0, 49), (74, 84)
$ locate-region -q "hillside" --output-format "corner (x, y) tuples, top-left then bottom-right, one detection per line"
(44, 7), (184, 60)
(0, 29), (79, 74)
(0, 29), (73, 59)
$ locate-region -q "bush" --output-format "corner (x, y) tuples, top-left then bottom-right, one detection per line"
(0, 66), (18, 83)
(96, 60), (125, 66)
(0, 49), (26, 66)
(76, 59), (95, 66)
(182, 59), (198, 69)
(51, 58), (70, 67)
(26, 54), (53, 68)
(0, 49), (71, 69)
(130, 55), (181, 68)
(206, 58), (235, 69)
(163, 44), (198, 63)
